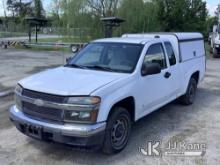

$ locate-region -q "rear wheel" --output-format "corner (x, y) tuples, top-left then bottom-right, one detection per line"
(102, 107), (131, 154)
(180, 78), (197, 105)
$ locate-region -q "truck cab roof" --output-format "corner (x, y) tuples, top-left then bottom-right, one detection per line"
(93, 32), (203, 45)
(93, 37), (157, 44)
(121, 32), (203, 41)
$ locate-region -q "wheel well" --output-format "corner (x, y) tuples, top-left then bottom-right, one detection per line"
(108, 97), (135, 122)
(191, 71), (200, 84)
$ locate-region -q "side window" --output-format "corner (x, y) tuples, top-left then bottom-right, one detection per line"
(164, 42), (176, 66)
(144, 43), (167, 69)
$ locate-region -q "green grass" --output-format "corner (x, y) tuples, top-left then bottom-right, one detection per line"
(37, 37), (91, 43)
(0, 32), (26, 38)
(29, 46), (70, 52)
(13, 45), (70, 52)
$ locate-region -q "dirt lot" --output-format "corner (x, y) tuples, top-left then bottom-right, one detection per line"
(0, 49), (220, 165)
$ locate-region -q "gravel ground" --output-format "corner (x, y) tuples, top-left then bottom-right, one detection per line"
(0, 49), (71, 91)
(0, 49), (220, 165)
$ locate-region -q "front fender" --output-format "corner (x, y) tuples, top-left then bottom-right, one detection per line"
(92, 76), (137, 122)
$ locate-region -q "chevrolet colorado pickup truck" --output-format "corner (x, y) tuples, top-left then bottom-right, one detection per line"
(10, 33), (206, 154)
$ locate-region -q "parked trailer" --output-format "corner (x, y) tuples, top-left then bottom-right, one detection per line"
(0, 40), (26, 49)
(0, 40), (86, 53)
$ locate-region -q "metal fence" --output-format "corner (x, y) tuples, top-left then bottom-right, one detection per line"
(0, 23), (92, 40)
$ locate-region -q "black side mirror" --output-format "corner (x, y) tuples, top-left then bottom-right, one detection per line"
(66, 57), (72, 63)
(141, 63), (161, 76)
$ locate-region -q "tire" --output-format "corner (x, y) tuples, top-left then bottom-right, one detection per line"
(180, 78), (197, 105)
(70, 45), (79, 53)
(102, 107), (131, 154)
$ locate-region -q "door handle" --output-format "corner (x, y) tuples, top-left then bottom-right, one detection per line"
(164, 72), (171, 79)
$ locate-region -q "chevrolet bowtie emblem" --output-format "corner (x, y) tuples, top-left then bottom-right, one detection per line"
(34, 99), (44, 107)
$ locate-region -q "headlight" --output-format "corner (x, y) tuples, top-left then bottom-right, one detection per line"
(15, 84), (23, 95)
(64, 110), (98, 123)
(64, 96), (101, 123)
(66, 96), (101, 105)
(14, 84), (23, 110)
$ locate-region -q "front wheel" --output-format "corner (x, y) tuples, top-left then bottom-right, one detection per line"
(102, 107), (131, 154)
(180, 77), (197, 105)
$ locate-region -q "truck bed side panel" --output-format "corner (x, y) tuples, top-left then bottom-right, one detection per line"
(179, 55), (206, 96)
(179, 40), (205, 62)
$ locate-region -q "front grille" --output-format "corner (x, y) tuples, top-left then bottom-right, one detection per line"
(22, 102), (63, 122)
(22, 89), (65, 103)
(21, 89), (65, 122)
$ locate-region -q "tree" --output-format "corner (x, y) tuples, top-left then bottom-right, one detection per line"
(7, 0), (31, 17)
(118, 0), (160, 33)
(206, 16), (218, 33)
(157, 0), (207, 33)
(86, 0), (121, 17)
(53, 0), (210, 39)
(32, 0), (45, 18)
(50, 0), (62, 20)
(60, 0), (102, 38)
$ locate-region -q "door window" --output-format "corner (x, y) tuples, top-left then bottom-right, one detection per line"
(164, 42), (176, 66)
(144, 43), (167, 69)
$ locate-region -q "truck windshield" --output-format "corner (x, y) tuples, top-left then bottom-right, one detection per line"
(67, 43), (143, 73)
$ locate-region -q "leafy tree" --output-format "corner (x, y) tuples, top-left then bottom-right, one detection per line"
(50, 0), (62, 22)
(7, 0), (32, 18)
(86, 0), (122, 17)
(33, 0), (45, 18)
(206, 17), (218, 32)
(157, 0), (207, 33)
(119, 0), (160, 33)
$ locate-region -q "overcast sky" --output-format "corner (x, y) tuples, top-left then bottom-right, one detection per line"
(0, 0), (219, 17)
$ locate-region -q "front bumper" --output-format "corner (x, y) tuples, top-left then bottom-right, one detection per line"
(9, 106), (106, 149)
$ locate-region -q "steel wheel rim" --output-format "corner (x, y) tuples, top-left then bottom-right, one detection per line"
(111, 116), (129, 149)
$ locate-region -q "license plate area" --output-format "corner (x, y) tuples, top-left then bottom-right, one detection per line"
(25, 124), (42, 139)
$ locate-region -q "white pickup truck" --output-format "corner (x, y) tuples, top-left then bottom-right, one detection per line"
(10, 33), (206, 154)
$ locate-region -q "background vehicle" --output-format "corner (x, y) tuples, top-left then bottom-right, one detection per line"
(10, 33), (205, 154)
(210, 4), (220, 58)
(210, 25), (220, 57)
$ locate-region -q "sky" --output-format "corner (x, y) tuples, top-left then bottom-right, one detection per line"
(0, 0), (219, 17)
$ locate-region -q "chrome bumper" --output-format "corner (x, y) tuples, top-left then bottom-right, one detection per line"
(9, 106), (106, 137)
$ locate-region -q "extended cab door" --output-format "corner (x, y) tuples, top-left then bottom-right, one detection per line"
(163, 41), (182, 97)
(137, 42), (177, 118)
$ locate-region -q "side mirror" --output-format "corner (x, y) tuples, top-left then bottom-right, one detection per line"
(141, 63), (161, 76)
(66, 57), (72, 63)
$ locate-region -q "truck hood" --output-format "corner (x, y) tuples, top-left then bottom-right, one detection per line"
(19, 67), (128, 96)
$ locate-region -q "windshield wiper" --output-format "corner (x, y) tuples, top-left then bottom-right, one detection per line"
(65, 64), (87, 69)
(85, 65), (114, 72)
